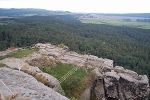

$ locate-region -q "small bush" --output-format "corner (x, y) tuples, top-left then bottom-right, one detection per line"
(58, 43), (65, 48)
(34, 74), (47, 84)
(62, 76), (84, 98)
(0, 63), (5, 67)
(0, 56), (5, 60)
(84, 72), (96, 87)
(70, 97), (78, 100)
(40, 63), (89, 99)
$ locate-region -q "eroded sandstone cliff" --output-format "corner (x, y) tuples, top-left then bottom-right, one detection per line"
(0, 67), (68, 100)
(0, 43), (149, 100)
(90, 66), (149, 100)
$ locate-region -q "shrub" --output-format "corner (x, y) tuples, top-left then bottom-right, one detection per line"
(58, 43), (65, 48)
(62, 76), (86, 99)
(0, 63), (5, 67)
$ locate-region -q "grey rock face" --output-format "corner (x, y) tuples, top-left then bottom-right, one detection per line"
(35, 43), (113, 69)
(35, 73), (61, 91)
(0, 43), (149, 100)
(104, 72), (120, 99)
(0, 67), (68, 100)
(90, 76), (105, 100)
(118, 73), (149, 100)
(0, 58), (62, 92)
(19, 44), (150, 100)
(91, 67), (149, 100)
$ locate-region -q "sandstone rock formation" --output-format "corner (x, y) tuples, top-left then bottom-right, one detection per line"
(0, 43), (149, 100)
(0, 48), (18, 56)
(0, 67), (68, 100)
(32, 42), (148, 100)
(34, 43), (113, 68)
(90, 66), (149, 100)
(0, 58), (62, 93)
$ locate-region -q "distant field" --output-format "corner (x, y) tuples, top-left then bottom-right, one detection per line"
(80, 17), (150, 29)
(107, 21), (150, 29)
(0, 16), (12, 19)
(0, 16), (14, 25)
(23, 14), (37, 16)
(0, 23), (5, 25)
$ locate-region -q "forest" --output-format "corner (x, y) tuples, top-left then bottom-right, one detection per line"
(0, 15), (150, 79)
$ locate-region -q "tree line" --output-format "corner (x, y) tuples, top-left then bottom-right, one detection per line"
(0, 15), (150, 78)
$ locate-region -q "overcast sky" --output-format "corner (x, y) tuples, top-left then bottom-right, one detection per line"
(0, 0), (149, 13)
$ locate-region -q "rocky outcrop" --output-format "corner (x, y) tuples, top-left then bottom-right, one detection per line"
(91, 76), (105, 100)
(0, 67), (68, 100)
(35, 43), (113, 69)
(0, 58), (62, 92)
(0, 43), (149, 100)
(34, 73), (62, 91)
(0, 48), (18, 57)
(90, 66), (149, 100)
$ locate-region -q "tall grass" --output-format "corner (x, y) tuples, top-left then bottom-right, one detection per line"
(40, 63), (87, 79)
(40, 63), (89, 99)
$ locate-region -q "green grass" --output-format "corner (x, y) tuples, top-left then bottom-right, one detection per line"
(7, 48), (38, 58)
(0, 23), (5, 25)
(81, 19), (150, 29)
(40, 63), (90, 98)
(23, 14), (37, 16)
(0, 56), (5, 60)
(104, 21), (150, 29)
(40, 63), (87, 98)
(0, 48), (38, 60)
(40, 63), (87, 79)
(81, 19), (104, 24)
(0, 63), (5, 67)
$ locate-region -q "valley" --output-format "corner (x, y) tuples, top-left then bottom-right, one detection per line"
(0, 9), (150, 100)
(0, 43), (149, 99)
(79, 14), (150, 29)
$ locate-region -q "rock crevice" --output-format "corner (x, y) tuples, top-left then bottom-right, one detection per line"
(0, 43), (149, 100)
(91, 66), (149, 100)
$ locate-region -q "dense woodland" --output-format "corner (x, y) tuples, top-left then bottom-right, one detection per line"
(0, 15), (150, 79)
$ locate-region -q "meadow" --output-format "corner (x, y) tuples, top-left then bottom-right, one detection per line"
(80, 16), (150, 29)
(40, 63), (89, 98)
(0, 48), (38, 60)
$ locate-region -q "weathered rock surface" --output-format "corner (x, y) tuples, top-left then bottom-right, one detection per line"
(34, 43), (113, 69)
(0, 58), (62, 93)
(91, 66), (149, 100)
(35, 73), (61, 91)
(91, 76), (105, 100)
(0, 48), (18, 56)
(0, 67), (68, 100)
(0, 43), (149, 100)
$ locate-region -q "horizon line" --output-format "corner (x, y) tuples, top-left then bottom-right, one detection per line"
(0, 8), (150, 14)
